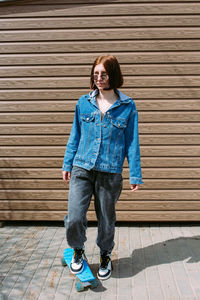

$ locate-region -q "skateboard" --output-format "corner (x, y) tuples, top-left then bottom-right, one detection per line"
(61, 248), (98, 292)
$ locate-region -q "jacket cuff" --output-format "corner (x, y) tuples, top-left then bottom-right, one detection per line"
(130, 177), (144, 185)
(62, 164), (72, 172)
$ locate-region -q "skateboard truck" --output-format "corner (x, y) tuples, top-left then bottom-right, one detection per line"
(61, 248), (98, 292)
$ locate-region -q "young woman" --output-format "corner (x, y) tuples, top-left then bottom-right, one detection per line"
(62, 55), (143, 280)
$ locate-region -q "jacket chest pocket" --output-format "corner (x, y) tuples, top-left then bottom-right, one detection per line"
(81, 114), (95, 123)
(110, 118), (127, 129)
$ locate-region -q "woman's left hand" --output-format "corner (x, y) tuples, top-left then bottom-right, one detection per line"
(130, 184), (140, 192)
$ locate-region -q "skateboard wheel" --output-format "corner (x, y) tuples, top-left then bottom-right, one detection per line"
(76, 281), (84, 292)
(90, 278), (98, 289)
(61, 257), (67, 267)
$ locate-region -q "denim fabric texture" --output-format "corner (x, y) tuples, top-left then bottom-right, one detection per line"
(64, 166), (123, 253)
(62, 89), (143, 185)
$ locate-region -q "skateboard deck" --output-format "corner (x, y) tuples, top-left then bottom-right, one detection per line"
(61, 248), (98, 292)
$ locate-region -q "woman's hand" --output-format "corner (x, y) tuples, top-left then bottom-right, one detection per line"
(130, 184), (140, 192)
(62, 171), (71, 183)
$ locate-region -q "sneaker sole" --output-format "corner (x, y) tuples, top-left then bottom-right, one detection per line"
(70, 263), (84, 275)
(97, 270), (111, 281)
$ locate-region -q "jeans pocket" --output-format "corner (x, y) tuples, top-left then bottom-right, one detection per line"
(71, 165), (84, 178)
(112, 173), (123, 183)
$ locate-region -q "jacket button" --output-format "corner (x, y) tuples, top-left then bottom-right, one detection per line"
(107, 112), (110, 115)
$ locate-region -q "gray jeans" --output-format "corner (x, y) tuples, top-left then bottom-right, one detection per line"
(64, 166), (123, 254)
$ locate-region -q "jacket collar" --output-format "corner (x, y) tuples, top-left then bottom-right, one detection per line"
(88, 89), (131, 104)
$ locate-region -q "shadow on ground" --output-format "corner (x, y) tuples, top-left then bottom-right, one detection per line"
(108, 235), (200, 279)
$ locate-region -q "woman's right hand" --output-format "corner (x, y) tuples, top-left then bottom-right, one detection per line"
(62, 171), (71, 183)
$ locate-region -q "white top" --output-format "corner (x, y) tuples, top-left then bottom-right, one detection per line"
(96, 97), (116, 120)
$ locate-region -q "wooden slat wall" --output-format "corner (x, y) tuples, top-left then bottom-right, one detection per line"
(0, 0), (200, 222)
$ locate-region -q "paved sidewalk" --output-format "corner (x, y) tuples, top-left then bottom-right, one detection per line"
(0, 222), (200, 300)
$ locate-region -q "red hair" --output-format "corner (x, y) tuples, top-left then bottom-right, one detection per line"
(90, 55), (123, 90)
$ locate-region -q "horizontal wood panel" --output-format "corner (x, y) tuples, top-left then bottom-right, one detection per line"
(0, 124), (70, 134)
(23, 0), (200, 3)
(1, 112), (200, 124)
(0, 158), (61, 168)
(2, 0), (199, 4)
(0, 101), (76, 111)
(1, 28), (200, 42)
(1, 76), (200, 88)
(1, 64), (200, 77)
(1, 200), (200, 211)
(26, 0), (200, 3)
(0, 100), (200, 112)
(142, 145), (200, 156)
(0, 3), (200, 18)
(140, 158), (200, 168)
(1, 41), (200, 54)
(0, 135), (67, 145)
(1, 0), (200, 7)
(1, 123), (200, 135)
(140, 124), (200, 134)
(1, 145), (200, 157)
(1, 179), (200, 190)
(1, 210), (200, 221)
(0, 190), (200, 200)
(0, 113), (73, 123)
(0, 168), (200, 179)
(1, 53), (200, 65)
(1, 157), (200, 168)
(1, 134), (200, 146)
(140, 135), (200, 145)
(138, 100), (200, 111)
(1, 16), (200, 29)
(1, 89), (200, 100)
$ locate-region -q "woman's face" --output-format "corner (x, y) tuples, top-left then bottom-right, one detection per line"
(93, 63), (109, 91)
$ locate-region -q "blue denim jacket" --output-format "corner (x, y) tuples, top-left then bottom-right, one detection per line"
(62, 89), (143, 185)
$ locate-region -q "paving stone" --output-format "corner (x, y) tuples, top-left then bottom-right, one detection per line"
(169, 226), (197, 298)
(131, 285), (149, 300)
(0, 228), (44, 298)
(22, 227), (58, 300)
(40, 230), (68, 298)
(54, 292), (71, 300)
(150, 225), (179, 299)
(141, 226), (165, 299)
(130, 226), (148, 298)
(0, 293), (8, 300)
(7, 227), (48, 299)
